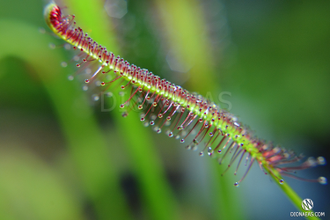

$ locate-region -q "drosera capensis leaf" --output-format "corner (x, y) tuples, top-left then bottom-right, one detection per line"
(43, 2), (327, 216)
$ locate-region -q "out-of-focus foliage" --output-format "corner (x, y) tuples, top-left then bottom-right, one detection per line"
(0, 0), (329, 220)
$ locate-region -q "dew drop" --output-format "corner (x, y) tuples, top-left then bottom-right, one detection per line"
(106, 92), (113, 97)
(122, 112), (128, 117)
(192, 145), (198, 151)
(208, 150), (214, 156)
(156, 128), (162, 134)
(85, 68), (92, 74)
(168, 132), (173, 137)
(94, 81), (101, 86)
(180, 139), (185, 143)
(306, 157), (318, 167)
(150, 121), (155, 126)
(279, 179), (284, 184)
(39, 27), (46, 34)
(140, 117), (145, 121)
(138, 105), (143, 110)
(85, 79), (90, 83)
(82, 85), (88, 91)
(158, 113), (163, 118)
(93, 95), (100, 101)
(64, 43), (71, 50)
(234, 182), (239, 187)
(67, 75), (74, 81)
(186, 145), (192, 150)
(166, 116), (171, 121)
(120, 104), (125, 108)
(317, 156), (326, 165)
(61, 62), (68, 68)
(76, 63), (81, 67)
(73, 55), (79, 61)
(143, 122), (149, 127)
(218, 150), (222, 154)
(318, 176), (327, 185)
(49, 43), (56, 49)
(101, 82), (106, 86)
(175, 135), (180, 140)
(181, 131), (187, 137)
(199, 152), (204, 157)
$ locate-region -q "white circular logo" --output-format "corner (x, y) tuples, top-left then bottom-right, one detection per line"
(302, 198), (314, 211)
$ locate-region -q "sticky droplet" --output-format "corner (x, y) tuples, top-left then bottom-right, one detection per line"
(39, 27), (46, 34)
(64, 43), (71, 50)
(234, 182), (239, 187)
(317, 157), (326, 165)
(318, 176), (327, 185)
(93, 95), (99, 101)
(82, 85), (88, 91)
(61, 62), (68, 67)
(95, 81), (101, 86)
(49, 43), (56, 49)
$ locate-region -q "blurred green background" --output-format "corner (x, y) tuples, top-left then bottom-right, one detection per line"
(0, 0), (329, 219)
